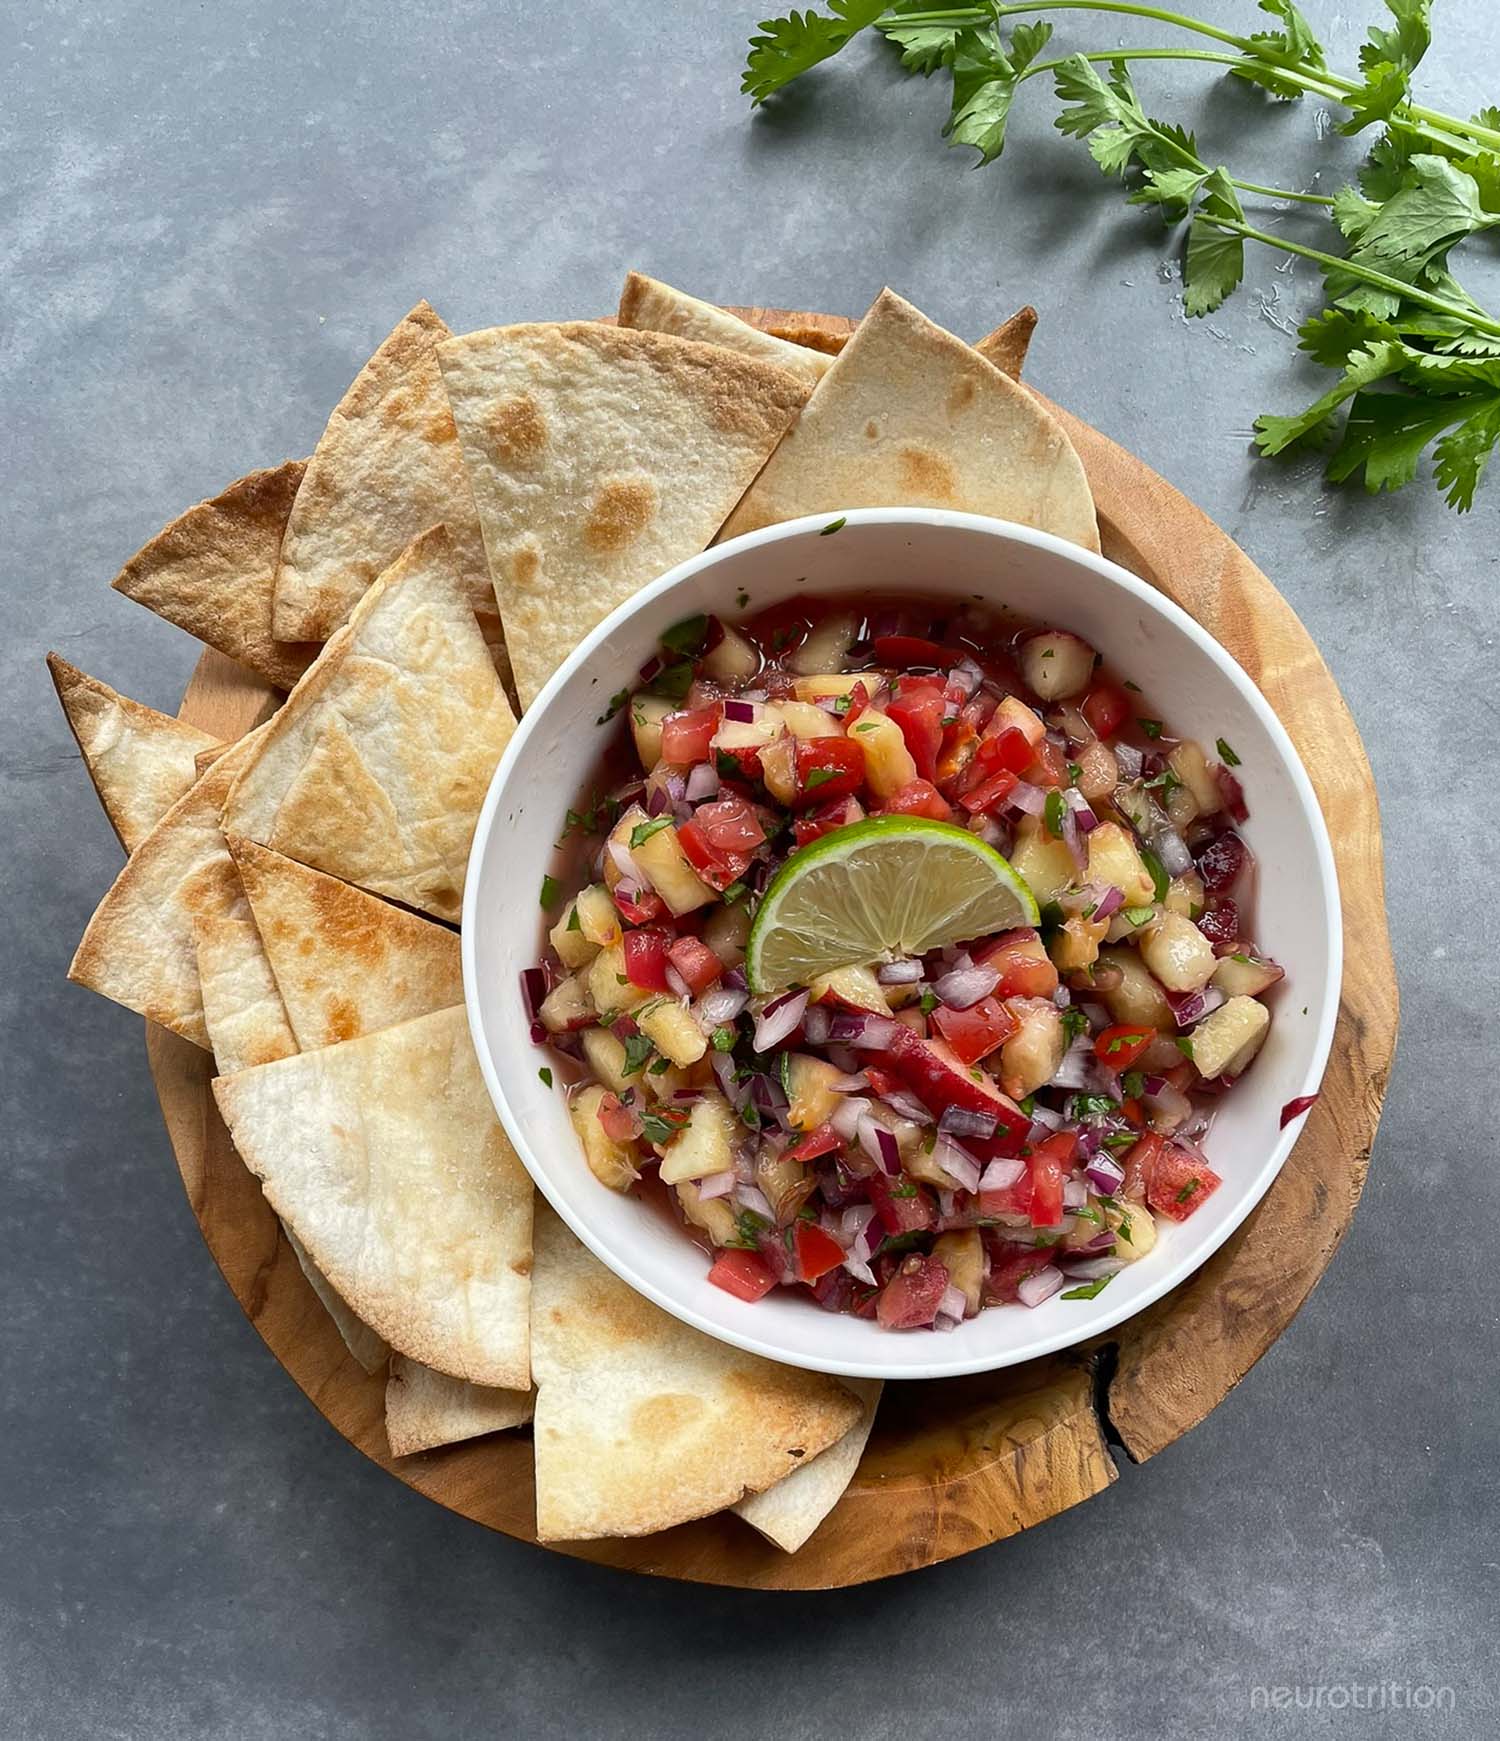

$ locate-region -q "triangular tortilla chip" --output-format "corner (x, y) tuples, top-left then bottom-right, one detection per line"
(734, 1377), (882, 1553)
(212, 1006), (532, 1388)
(194, 743), (227, 781)
(48, 653), (220, 852)
(286, 1228), (390, 1373)
(385, 1355), (533, 1457)
(720, 289), (1099, 552)
(110, 462), (320, 690)
(529, 1205), (860, 1541)
(617, 272), (831, 390)
(189, 856), (298, 1074)
(68, 727), (269, 1048)
(223, 525), (516, 923)
(228, 837), (463, 1050)
(975, 304), (1038, 380)
(438, 322), (807, 707)
(270, 303), (501, 654)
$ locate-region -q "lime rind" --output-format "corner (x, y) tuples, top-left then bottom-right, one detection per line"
(746, 816), (1040, 993)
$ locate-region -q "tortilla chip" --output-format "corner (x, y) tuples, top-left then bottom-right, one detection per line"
(47, 653), (221, 853)
(529, 1205), (860, 1541)
(194, 743), (227, 781)
(438, 322), (807, 707)
(720, 289), (1099, 552)
(285, 1227), (390, 1373)
(110, 462), (320, 690)
(227, 837), (463, 1050)
(270, 303), (500, 655)
(212, 1006), (532, 1387)
(68, 728), (269, 1048)
(385, 1355), (534, 1456)
(733, 1377), (882, 1552)
(975, 305), (1038, 380)
(223, 525), (515, 923)
(189, 857), (298, 1074)
(617, 272), (831, 390)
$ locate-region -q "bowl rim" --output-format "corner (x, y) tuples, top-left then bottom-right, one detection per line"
(462, 507), (1343, 1380)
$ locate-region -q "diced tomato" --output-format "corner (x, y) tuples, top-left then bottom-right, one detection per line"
(962, 725), (1033, 790)
(958, 767), (1018, 815)
(1147, 1146), (1223, 1221)
(932, 996), (1018, 1065)
(596, 1091), (639, 1145)
(660, 703), (721, 765)
(612, 886), (666, 927)
(1026, 738), (1069, 789)
(876, 1254), (951, 1329)
(866, 1171), (936, 1236)
(979, 1173), (1031, 1220)
(708, 1249), (778, 1301)
(1119, 1131), (1164, 1203)
(1028, 1131), (1076, 1228)
(678, 795), (766, 890)
(879, 778), (952, 821)
(983, 1244), (1052, 1304)
(861, 1064), (906, 1099)
(793, 735), (866, 806)
(621, 928), (673, 991)
(872, 634), (946, 668)
(713, 743), (766, 782)
(885, 683), (946, 780)
(1119, 1097), (1145, 1128)
(935, 718), (979, 791)
(793, 1221), (846, 1284)
(840, 679), (872, 728)
(667, 935), (722, 995)
(792, 794), (864, 846)
(974, 928), (1060, 999)
(785, 1122), (842, 1166)
(1082, 681), (1129, 739)
(1093, 1024), (1155, 1070)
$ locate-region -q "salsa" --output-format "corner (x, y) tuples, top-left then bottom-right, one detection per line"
(524, 597), (1282, 1331)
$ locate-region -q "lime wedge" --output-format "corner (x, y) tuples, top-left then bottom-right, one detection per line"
(746, 817), (1040, 994)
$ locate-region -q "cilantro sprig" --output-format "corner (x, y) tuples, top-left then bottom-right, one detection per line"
(742, 0), (1500, 509)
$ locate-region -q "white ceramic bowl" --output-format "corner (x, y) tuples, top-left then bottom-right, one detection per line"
(463, 510), (1341, 1380)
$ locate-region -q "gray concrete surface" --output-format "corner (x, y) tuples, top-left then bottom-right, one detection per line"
(4, 2), (1496, 1736)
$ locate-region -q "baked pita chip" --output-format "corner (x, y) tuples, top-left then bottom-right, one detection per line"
(212, 1006), (532, 1388)
(385, 1355), (533, 1457)
(190, 857), (297, 1074)
(228, 837), (462, 1050)
(734, 1377), (882, 1553)
(68, 727), (269, 1048)
(271, 303), (500, 652)
(438, 322), (807, 707)
(48, 653), (221, 852)
(720, 289), (1099, 552)
(286, 1228), (390, 1373)
(110, 461), (320, 690)
(194, 743), (227, 781)
(223, 525), (516, 923)
(617, 272), (831, 390)
(529, 1205), (861, 1542)
(975, 305), (1038, 380)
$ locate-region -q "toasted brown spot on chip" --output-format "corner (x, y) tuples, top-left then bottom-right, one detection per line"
(492, 392), (547, 462)
(324, 997), (360, 1043)
(948, 373), (977, 414)
(425, 406), (459, 447)
(865, 419), (879, 440)
(897, 443), (957, 500)
(583, 476), (658, 553)
(632, 1393), (707, 1440)
(511, 540), (542, 590)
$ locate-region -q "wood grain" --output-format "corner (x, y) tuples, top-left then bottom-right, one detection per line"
(140, 307), (1396, 1587)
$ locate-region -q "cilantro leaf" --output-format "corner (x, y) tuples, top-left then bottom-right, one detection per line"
(943, 21), (1052, 167)
(630, 817), (674, 849)
(1184, 171), (1246, 317)
(539, 873), (560, 909)
(742, 1), (888, 105)
(1431, 395), (1500, 509)
(621, 1032), (656, 1076)
(660, 613), (710, 657)
(1062, 1273), (1116, 1300)
(803, 765), (839, 791)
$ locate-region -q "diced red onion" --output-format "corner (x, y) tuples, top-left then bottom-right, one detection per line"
(801, 1004), (832, 1046)
(1280, 1092), (1320, 1129)
(937, 1283), (970, 1322)
(1093, 886), (1125, 921)
(733, 1183), (775, 1219)
(828, 1011), (897, 1050)
(1156, 825), (1194, 878)
(1085, 1153), (1127, 1194)
(638, 654), (662, 683)
(710, 1049), (750, 1113)
(1114, 740), (1145, 780)
(1052, 985), (1072, 1009)
(856, 1113), (901, 1174)
(968, 815), (1007, 848)
(1144, 1079), (1193, 1130)
(644, 784), (669, 818)
(723, 698), (755, 723)
(722, 966), (748, 991)
(842, 1255), (878, 1286)
(1026, 1102), (1063, 1133)
(671, 1087), (703, 1102)
(1080, 1001), (1112, 1034)
(698, 1169), (735, 1200)
(685, 762), (719, 803)
(880, 1089), (934, 1125)
(1050, 1035), (1113, 1092)
(752, 990), (808, 1053)
(610, 1015), (639, 1040)
(529, 1019), (547, 1046)
(979, 1156), (1026, 1191)
(830, 1097), (869, 1142)
(1018, 1264), (1065, 1307)
(931, 1136), (981, 1193)
(1061, 786), (1097, 829)
(877, 957), (924, 984)
(1061, 1255), (1125, 1281)
(1006, 780), (1046, 817)
(934, 962), (1000, 1009)
(1062, 1176), (1088, 1209)
(1169, 985), (1225, 1029)
(826, 1070), (869, 1093)
(741, 688), (768, 703)
(697, 986), (748, 1026)
(607, 839), (649, 887)
(1060, 805), (1085, 871)
(520, 968), (547, 1020)
(938, 1106), (998, 1140)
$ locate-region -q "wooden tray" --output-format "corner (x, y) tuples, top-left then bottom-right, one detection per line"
(143, 306), (1397, 1589)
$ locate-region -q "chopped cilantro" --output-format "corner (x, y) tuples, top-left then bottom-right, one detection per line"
(1116, 1212), (1133, 1241)
(1040, 647), (1055, 659)
(735, 588), (750, 610)
(629, 817), (674, 849)
(659, 613), (709, 657)
(1122, 679), (1141, 693)
(832, 693), (853, 716)
(739, 1100), (762, 1130)
(1175, 1036), (1195, 1060)
(715, 751), (741, 779)
(729, 1208), (769, 1250)
(1137, 718), (1163, 739)
(1122, 905), (1156, 928)
(537, 1067), (553, 1088)
(711, 1026), (736, 1052)
(1216, 737), (1241, 767)
(875, 1230), (926, 1258)
(596, 687), (630, 725)
(890, 1180), (918, 1198)
(1067, 760), (1082, 783)
(565, 904), (582, 932)
(539, 873), (560, 909)
(1103, 1131), (1137, 1153)
(819, 515), (847, 535)
(1043, 788), (1065, 839)
(1018, 1094), (1037, 1116)
(919, 990), (938, 1014)
(854, 721), (878, 734)
(722, 880), (748, 904)
(1140, 846), (1170, 904)
(1060, 1006), (1089, 1042)
(621, 1033), (655, 1076)
(615, 973), (629, 986)
(803, 766), (839, 791)
(648, 1055), (672, 1076)
(1144, 768), (1183, 796)
(648, 659), (695, 703)
(639, 1109), (688, 1145)
(1122, 1067), (1146, 1098)
(1175, 1176), (1201, 1204)
(1069, 1093), (1120, 1120)
(1062, 1274), (1116, 1300)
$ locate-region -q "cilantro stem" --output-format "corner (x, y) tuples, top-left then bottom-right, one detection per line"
(1202, 215), (1500, 338)
(994, 1), (1246, 52)
(1233, 179), (1332, 208)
